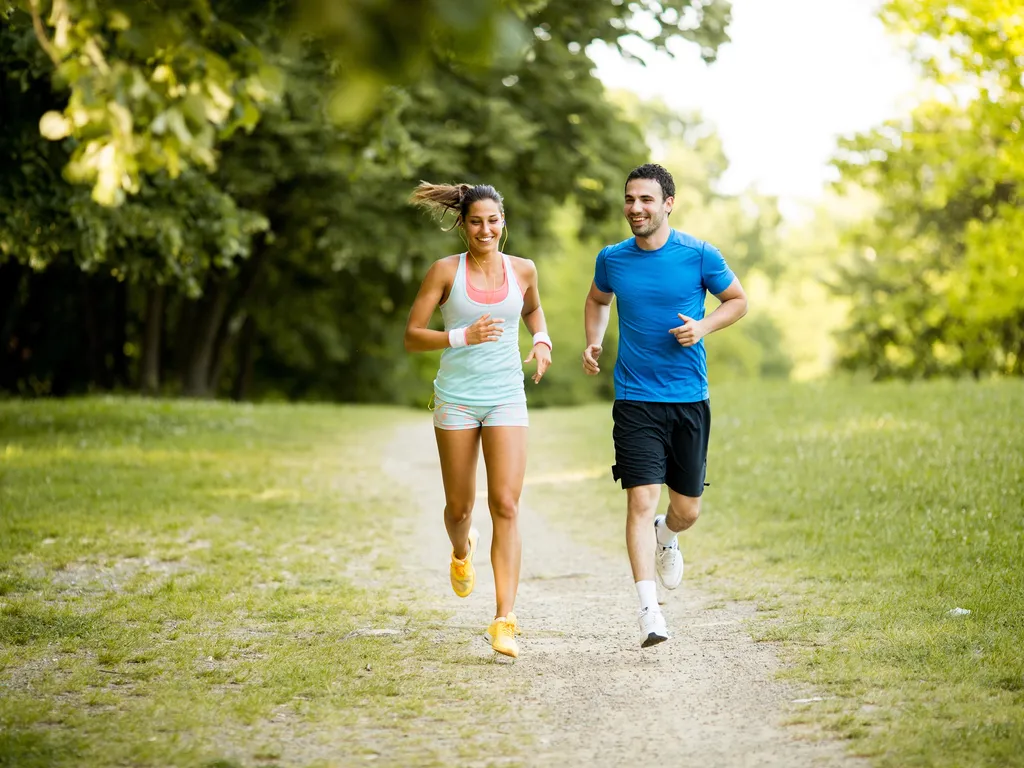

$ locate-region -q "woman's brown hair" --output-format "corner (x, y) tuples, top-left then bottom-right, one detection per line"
(409, 182), (504, 229)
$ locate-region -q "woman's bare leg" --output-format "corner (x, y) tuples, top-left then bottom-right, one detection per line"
(481, 426), (527, 618)
(434, 427), (481, 558)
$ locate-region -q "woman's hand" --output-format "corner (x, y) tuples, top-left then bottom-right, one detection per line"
(524, 343), (552, 383)
(465, 313), (505, 345)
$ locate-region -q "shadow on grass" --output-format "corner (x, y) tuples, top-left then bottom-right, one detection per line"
(0, 604), (95, 646)
(0, 729), (81, 768)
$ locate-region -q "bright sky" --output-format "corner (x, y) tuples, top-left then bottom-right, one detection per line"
(589, 0), (921, 217)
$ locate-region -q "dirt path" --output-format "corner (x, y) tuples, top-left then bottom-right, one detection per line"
(383, 418), (865, 768)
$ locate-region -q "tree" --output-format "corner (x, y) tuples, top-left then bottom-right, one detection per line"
(0, 0), (735, 400)
(4, 1), (279, 206)
(830, 0), (1023, 378)
(0, 12), (267, 394)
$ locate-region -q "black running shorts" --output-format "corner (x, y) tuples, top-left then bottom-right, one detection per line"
(611, 399), (711, 497)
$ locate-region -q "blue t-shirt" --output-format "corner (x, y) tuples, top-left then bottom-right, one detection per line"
(594, 229), (735, 403)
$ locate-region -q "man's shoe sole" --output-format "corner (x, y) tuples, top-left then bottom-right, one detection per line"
(641, 632), (669, 648)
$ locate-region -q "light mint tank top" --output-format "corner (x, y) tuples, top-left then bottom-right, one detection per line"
(434, 253), (526, 406)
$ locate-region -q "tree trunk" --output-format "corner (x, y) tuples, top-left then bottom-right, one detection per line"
(1013, 320), (1024, 376)
(112, 279), (129, 388)
(208, 312), (239, 397)
(182, 280), (232, 398)
(232, 314), (257, 401)
(0, 262), (23, 349)
(172, 295), (197, 389)
(0, 262), (24, 389)
(208, 245), (269, 394)
(80, 274), (106, 388)
(140, 286), (165, 395)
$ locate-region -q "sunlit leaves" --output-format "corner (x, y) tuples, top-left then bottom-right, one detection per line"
(13, 0), (281, 205)
(38, 110), (71, 139)
(831, 1), (1024, 378)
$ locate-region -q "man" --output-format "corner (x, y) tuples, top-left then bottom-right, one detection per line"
(581, 163), (748, 647)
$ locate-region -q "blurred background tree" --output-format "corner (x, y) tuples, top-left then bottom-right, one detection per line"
(1, 0), (738, 400)
(829, 0), (1024, 379)
(3, 0), (1019, 401)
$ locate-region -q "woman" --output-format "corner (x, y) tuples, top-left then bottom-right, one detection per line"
(404, 181), (552, 659)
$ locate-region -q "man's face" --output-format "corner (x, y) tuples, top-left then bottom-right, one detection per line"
(623, 178), (672, 238)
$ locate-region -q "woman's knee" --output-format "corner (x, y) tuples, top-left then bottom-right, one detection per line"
(488, 492), (519, 521)
(444, 499), (474, 524)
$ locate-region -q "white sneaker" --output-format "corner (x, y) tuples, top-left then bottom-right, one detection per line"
(654, 516), (684, 590)
(638, 607), (669, 648)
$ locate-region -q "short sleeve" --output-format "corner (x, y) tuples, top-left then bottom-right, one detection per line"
(700, 242), (735, 295)
(594, 247), (612, 294)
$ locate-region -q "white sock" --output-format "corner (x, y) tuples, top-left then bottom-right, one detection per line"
(635, 580), (659, 613)
(655, 515), (678, 547)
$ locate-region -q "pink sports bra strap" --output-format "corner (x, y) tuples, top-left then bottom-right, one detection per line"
(464, 254), (525, 305)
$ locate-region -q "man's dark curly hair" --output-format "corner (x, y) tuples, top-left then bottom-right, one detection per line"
(625, 163), (676, 200)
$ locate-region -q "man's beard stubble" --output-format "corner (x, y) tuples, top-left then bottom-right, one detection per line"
(629, 211), (665, 238)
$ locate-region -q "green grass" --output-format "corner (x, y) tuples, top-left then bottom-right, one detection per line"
(4, 381), (1022, 767)
(0, 398), (508, 768)
(527, 378), (1024, 768)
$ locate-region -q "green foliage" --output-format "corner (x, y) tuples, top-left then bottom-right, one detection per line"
(297, 0), (734, 121)
(232, 28), (655, 402)
(831, 1), (1024, 379)
(1, 0), (740, 401)
(517, 202), (619, 407)
(6, 0), (278, 206)
(7, 0), (733, 205)
(705, 310), (792, 381)
(0, 15), (268, 295)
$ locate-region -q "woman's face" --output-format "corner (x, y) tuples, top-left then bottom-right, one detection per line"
(462, 199), (503, 254)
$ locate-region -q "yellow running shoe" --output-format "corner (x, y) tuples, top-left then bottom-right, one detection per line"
(449, 528), (479, 598)
(486, 612), (521, 658)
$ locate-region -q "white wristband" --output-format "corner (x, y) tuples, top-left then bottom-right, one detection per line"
(448, 328), (468, 348)
(532, 331), (552, 350)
